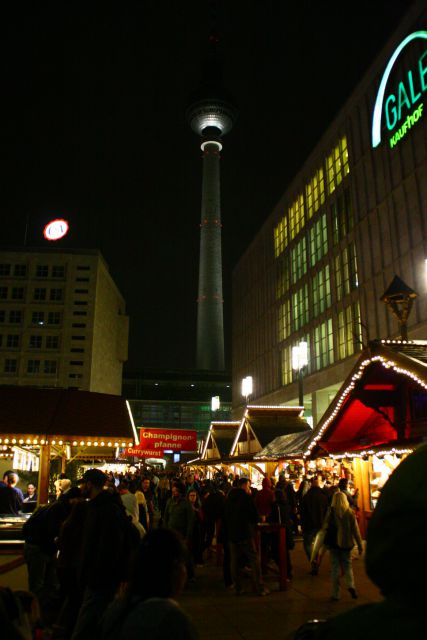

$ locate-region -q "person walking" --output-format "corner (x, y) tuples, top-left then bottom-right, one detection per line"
(224, 477), (269, 597)
(322, 490), (363, 601)
(70, 469), (140, 639)
(164, 482), (195, 582)
(300, 475), (329, 574)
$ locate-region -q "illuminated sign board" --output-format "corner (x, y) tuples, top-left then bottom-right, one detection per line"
(43, 218), (69, 241)
(124, 447), (164, 459)
(138, 427), (198, 452)
(372, 31), (427, 149)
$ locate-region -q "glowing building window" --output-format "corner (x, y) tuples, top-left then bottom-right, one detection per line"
(278, 299), (291, 342)
(292, 284), (309, 331)
(335, 244), (358, 300)
(312, 265), (331, 317)
(281, 345), (293, 386)
(276, 259), (290, 299)
(327, 137), (350, 195)
(291, 237), (307, 284)
(332, 189), (353, 245)
(306, 167), (325, 219)
(274, 215), (288, 258)
(289, 194), (305, 241)
(309, 213), (328, 266)
(338, 302), (362, 360)
(314, 319), (334, 370)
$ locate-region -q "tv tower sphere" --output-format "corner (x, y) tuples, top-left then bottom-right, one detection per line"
(187, 95), (237, 138)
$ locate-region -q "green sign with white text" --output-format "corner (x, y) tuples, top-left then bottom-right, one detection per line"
(372, 31), (427, 149)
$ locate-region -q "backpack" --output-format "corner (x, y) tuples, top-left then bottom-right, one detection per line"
(22, 504), (52, 547)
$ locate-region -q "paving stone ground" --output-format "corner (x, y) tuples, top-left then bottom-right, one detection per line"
(177, 539), (383, 640)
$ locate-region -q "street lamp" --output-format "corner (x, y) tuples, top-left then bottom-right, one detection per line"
(241, 376), (253, 405)
(292, 341), (308, 407)
(211, 396), (220, 412)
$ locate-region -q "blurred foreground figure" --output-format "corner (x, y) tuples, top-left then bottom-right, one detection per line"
(99, 528), (199, 639)
(311, 443), (427, 639)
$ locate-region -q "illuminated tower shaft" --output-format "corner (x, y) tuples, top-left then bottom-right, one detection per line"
(197, 139), (224, 371)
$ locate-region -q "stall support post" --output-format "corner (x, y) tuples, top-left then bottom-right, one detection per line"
(38, 444), (51, 505)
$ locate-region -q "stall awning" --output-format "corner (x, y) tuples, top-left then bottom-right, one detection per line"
(254, 431), (312, 460)
(0, 385), (137, 445)
(306, 340), (427, 458)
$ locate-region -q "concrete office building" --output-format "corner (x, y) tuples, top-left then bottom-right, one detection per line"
(0, 248), (128, 395)
(232, 1), (427, 425)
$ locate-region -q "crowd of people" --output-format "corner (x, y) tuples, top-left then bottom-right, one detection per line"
(0, 465), (372, 639)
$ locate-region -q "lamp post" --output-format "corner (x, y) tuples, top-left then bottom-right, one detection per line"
(292, 341), (308, 407)
(241, 376), (253, 405)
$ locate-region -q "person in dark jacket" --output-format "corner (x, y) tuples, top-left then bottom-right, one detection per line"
(23, 486), (81, 613)
(70, 469), (140, 640)
(268, 489), (295, 579)
(313, 444), (427, 639)
(224, 477), (269, 596)
(300, 476), (329, 574)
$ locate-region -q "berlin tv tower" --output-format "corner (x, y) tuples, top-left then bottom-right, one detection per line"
(186, 31), (237, 372)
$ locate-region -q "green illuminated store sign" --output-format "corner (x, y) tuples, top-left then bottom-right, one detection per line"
(372, 31), (427, 149)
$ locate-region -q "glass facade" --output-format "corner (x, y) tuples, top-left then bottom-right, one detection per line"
(274, 135), (361, 389)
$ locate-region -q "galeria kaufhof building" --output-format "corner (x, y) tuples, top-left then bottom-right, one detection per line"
(232, 1), (427, 425)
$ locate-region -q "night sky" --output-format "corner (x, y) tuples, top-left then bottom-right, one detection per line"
(0, 0), (413, 372)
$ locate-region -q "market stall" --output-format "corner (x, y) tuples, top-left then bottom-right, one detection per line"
(305, 338), (427, 535)
(186, 421), (241, 478)
(0, 386), (138, 504)
(228, 405), (311, 488)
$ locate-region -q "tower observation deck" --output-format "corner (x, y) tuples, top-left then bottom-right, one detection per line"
(186, 37), (237, 372)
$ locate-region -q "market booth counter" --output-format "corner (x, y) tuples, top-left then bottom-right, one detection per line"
(305, 339), (427, 536)
(0, 385), (138, 509)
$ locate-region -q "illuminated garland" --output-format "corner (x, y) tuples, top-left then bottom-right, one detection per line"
(329, 447), (413, 460)
(304, 352), (427, 457)
(0, 438), (132, 447)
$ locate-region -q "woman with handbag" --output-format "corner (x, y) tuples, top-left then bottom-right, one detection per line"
(322, 491), (363, 601)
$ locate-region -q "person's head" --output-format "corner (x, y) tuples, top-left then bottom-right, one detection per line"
(129, 529), (187, 599)
(78, 468), (107, 499)
(171, 482), (186, 499)
(261, 477), (272, 489)
(187, 490), (198, 505)
(26, 484), (36, 496)
(186, 473), (194, 484)
(5, 471), (18, 487)
(238, 477), (251, 494)
(331, 490), (350, 517)
(142, 478), (151, 491)
(338, 478), (348, 491)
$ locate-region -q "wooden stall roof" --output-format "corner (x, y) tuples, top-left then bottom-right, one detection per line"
(305, 339), (427, 459)
(253, 430), (312, 461)
(231, 405), (311, 456)
(0, 385), (137, 444)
